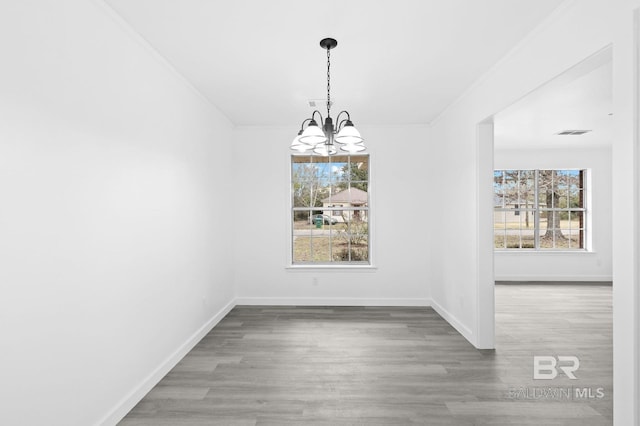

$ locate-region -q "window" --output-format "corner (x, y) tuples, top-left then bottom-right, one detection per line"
(291, 154), (369, 264)
(494, 169), (586, 250)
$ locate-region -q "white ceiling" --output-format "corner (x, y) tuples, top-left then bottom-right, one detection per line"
(494, 51), (612, 150)
(104, 0), (565, 126)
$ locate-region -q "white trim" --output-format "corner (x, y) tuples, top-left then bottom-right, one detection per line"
(495, 250), (598, 255)
(430, 299), (474, 345)
(97, 299), (236, 426)
(633, 8), (640, 425)
(286, 265), (378, 272)
(495, 275), (612, 282)
(235, 297), (432, 307)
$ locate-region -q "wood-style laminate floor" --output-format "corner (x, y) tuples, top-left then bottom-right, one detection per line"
(119, 284), (612, 425)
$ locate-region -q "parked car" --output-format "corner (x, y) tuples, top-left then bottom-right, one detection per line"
(310, 214), (338, 225)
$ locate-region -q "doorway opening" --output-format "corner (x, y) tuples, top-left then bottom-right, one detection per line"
(477, 47), (614, 422)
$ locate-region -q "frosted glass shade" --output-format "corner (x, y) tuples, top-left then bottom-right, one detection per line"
(340, 143), (366, 153)
(335, 123), (363, 144)
(290, 132), (311, 152)
(313, 142), (337, 156)
(299, 123), (327, 144)
(290, 142), (310, 152)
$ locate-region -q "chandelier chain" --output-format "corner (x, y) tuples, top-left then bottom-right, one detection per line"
(326, 47), (331, 117)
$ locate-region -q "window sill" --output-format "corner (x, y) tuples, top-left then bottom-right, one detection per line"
(495, 250), (596, 255)
(286, 264), (378, 272)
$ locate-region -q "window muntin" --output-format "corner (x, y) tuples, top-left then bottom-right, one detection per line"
(291, 154), (369, 264)
(494, 169), (586, 250)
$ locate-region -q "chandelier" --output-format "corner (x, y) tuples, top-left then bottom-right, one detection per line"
(291, 38), (365, 156)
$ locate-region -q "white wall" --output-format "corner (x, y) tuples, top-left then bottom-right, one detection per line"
(428, 0), (638, 423)
(0, 1), (235, 425)
(494, 147), (612, 281)
(232, 125), (431, 305)
(1, 0), (637, 425)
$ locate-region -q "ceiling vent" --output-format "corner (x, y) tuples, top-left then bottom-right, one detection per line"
(308, 99), (333, 108)
(555, 130), (592, 135)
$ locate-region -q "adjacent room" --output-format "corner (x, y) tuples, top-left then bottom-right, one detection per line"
(0, 1), (637, 425)
(492, 48), (614, 423)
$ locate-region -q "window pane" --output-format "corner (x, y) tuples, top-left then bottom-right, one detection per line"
(293, 211), (312, 232)
(538, 170), (556, 208)
(293, 235), (335, 262)
(292, 184), (313, 208)
(343, 210), (368, 235)
(504, 206), (521, 233)
(540, 209), (562, 249)
(519, 212), (536, 248)
(333, 210), (369, 262)
(568, 171), (584, 208)
(348, 156), (369, 184)
(494, 209), (505, 248)
(310, 235), (332, 262)
(538, 214), (550, 248)
(335, 246), (369, 262)
(292, 157), (326, 208)
(564, 211), (585, 249)
(574, 188), (584, 208)
(292, 156), (318, 178)
(292, 212), (311, 263)
(503, 170), (519, 206)
(494, 171), (505, 208)
(517, 170), (535, 205)
(567, 210), (583, 229)
(539, 209), (580, 249)
(496, 209), (535, 249)
(292, 239), (311, 262)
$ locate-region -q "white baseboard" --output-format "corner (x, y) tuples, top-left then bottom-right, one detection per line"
(430, 298), (475, 346)
(234, 297), (433, 307)
(495, 275), (612, 282)
(98, 299), (236, 426)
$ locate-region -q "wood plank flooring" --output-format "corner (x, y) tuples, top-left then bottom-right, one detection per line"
(119, 284), (612, 425)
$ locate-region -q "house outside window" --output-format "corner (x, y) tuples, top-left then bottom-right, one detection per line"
(494, 169), (586, 250)
(291, 154), (369, 264)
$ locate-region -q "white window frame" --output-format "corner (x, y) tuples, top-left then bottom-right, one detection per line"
(289, 153), (372, 267)
(494, 169), (588, 251)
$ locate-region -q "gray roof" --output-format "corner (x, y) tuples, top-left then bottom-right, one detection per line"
(322, 187), (368, 204)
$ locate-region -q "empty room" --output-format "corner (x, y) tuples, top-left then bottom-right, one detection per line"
(1, 1), (638, 425)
